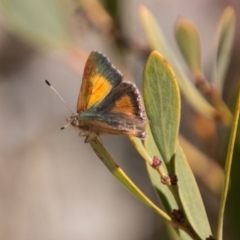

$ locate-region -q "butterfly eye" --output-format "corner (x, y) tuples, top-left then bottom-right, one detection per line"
(70, 117), (79, 127)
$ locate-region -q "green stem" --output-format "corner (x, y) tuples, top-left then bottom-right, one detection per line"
(129, 136), (202, 240)
(129, 136), (171, 185)
(216, 88), (240, 240)
(194, 73), (232, 125)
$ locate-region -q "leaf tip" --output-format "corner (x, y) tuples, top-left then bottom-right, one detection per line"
(139, 4), (148, 16)
(220, 6), (236, 28)
(224, 6), (236, 18)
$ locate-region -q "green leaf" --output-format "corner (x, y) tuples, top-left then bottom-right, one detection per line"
(139, 5), (216, 119)
(216, 88), (240, 240)
(175, 18), (202, 78)
(89, 138), (173, 224)
(143, 50), (180, 164)
(0, 0), (73, 49)
(214, 7), (236, 93)
(174, 144), (212, 239)
(165, 223), (191, 240)
(142, 51), (211, 239)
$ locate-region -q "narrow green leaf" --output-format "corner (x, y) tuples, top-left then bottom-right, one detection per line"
(0, 0), (73, 49)
(89, 138), (173, 224)
(139, 5), (216, 119)
(216, 88), (240, 240)
(175, 18), (202, 78)
(174, 144), (212, 239)
(214, 7), (236, 93)
(143, 50), (180, 164)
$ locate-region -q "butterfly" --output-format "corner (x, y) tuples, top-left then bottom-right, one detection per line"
(66, 51), (147, 142)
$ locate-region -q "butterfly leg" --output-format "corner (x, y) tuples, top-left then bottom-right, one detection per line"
(79, 130), (86, 136)
(84, 132), (98, 143)
(129, 130), (147, 139)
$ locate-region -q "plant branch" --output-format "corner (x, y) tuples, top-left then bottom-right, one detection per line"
(216, 88), (240, 240)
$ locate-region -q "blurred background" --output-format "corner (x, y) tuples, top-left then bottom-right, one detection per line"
(0, 0), (239, 239)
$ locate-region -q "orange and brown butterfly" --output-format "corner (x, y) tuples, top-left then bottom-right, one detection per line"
(66, 51), (147, 142)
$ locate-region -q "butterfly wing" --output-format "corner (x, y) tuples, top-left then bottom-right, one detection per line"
(80, 81), (147, 138)
(77, 51), (122, 113)
(97, 81), (145, 120)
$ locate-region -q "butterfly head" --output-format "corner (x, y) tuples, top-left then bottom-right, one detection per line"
(67, 114), (79, 128)
(64, 113), (99, 142)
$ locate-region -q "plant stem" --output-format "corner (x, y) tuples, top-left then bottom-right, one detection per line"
(216, 88), (240, 240)
(194, 73), (232, 125)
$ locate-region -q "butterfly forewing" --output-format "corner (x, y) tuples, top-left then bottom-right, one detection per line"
(77, 51), (123, 113)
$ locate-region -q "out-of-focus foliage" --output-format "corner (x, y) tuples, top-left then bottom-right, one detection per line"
(214, 7), (236, 93)
(139, 5), (216, 120)
(175, 19), (202, 79)
(0, 0), (73, 49)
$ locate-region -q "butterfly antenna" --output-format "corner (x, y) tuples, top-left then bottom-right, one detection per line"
(45, 80), (74, 114)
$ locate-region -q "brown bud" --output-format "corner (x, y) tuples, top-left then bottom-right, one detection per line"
(151, 156), (161, 168)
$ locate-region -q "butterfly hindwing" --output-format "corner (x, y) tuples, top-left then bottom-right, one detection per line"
(80, 81), (147, 133)
(77, 51), (122, 113)
(98, 81), (145, 119)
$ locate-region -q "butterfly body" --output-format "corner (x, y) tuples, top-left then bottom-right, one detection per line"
(69, 51), (147, 142)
